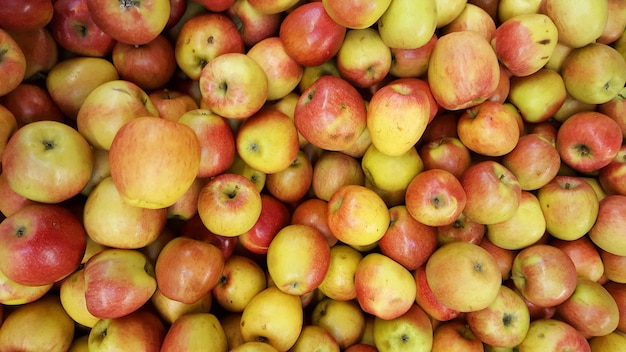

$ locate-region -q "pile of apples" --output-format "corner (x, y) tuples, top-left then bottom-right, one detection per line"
(1, 0), (626, 350)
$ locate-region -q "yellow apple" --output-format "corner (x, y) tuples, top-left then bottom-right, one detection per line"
(160, 312), (226, 351)
(290, 325), (341, 352)
(312, 298), (366, 349)
(378, 0), (437, 49)
(59, 268), (100, 328)
(211, 255), (267, 313)
(336, 28), (392, 88)
(486, 191), (547, 250)
(318, 244), (363, 301)
(541, 0), (608, 48)
(435, 0), (468, 27)
(0, 267), (52, 306)
(498, 0), (543, 22)
(231, 341), (280, 352)
(80, 148), (111, 196)
(373, 304), (433, 352)
(361, 144), (424, 194)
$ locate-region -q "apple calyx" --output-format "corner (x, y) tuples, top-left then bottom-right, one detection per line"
(572, 144), (592, 158)
(120, 0), (141, 9)
(14, 225), (26, 238)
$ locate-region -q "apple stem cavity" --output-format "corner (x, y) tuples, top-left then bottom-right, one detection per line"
(14, 226), (26, 237)
(119, 0), (141, 9)
(42, 140), (55, 150)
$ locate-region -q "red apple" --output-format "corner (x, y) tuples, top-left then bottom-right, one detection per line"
(0, 172), (38, 219)
(264, 150), (313, 204)
(431, 319), (484, 352)
(550, 237), (605, 283)
(0, 0), (53, 31)
(179, 213), (237, 260)
(389, 34), (437, 79)
(88, 309), (165, 352)
(418, 137), (472, 180)
(413, 265), (461, 322)
(501, 133), (561, 191)
(7, 27), (58, 81)
(238, 193), (291, 255)
(479, 236), (516, 281)
(604, 281), (626, 333)
(589, 194), (626, 256)
(599, 144), (626, 196)
(437, 212), (486, 246)
(291, 198), (337, 247)
(194, 0), (234, 12)
(226, 0), (283, 48)
(0, 83), (64, 127)
(149, 89), (199, 122)
(518, 318), (591, 351)
(0, 29), (26, 97)
(311, 150), (365, 201)
(600, 249), (626, 284)
(457, 100), (520, 157)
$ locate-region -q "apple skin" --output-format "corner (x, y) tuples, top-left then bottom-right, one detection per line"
(431, 319), (484, 352)
(419, 137), (472, 180)
(58, 267), (99, 329)
(88, 309), (165, 352)
(290, 324), (341, 352)
(212, 254), (266, 313)
(312, 150), (365, 202)
(518, 318), (591, 352)
(155, 236), (225, 304)
(457, 100), (520, 157)
(604, 281), (626, 333)
(291, 198), (336, 247)
(336, 28), (392, 89)
(501, 133), (561, 191)
(599, 86), (626, 138)
(239, 194), (291, 255)
(179, 213), (238, 260)
(428, 30), (500, 111)
(150, 287), (213, 325)
(550, 236), (605, 283)
(589, 331), (626, 352)
(311, 298), (366, 349)
(150, 89), (199, 122)
(589, 195), (626, 256)
(0, 83), (65, 127)
(49, 0), (116, 57)
(322, 0), (392, 29)
(226, 0), (283, 48)
(86, 0), (170, 45)
(0, 267), (52, 306)
(556, 277), (620, 338)
(389, 34), (437, 79)
(479, 236), (516, 281)
(437, 212), (486, 246)
(599, 145), (626, 196)
(0, 0), (53, 31)
(83, 248), (157, 319)
(7, 27), (58, 81)
(0, 29), (26, 97)
(160, 312), (227, 352)
(0, 204), (86, 287)
(373, 304), (433, 352)
(279, 2), (347, 67)
(511, 244), (578, 308)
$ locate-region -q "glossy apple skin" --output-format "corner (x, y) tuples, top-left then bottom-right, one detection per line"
(0, 0), (54, 31)
(238, 194), (291, 255)
(0, 83), (64, 127)
(179, 214), (237, 260)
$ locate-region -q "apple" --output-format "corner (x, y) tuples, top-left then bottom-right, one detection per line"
(290, 325), (341, 352)
(0, 104), (17, 160)
(109, 116), (201, 209)
(600, 249), (626, 284)
(0, 294), (74, 352)
(540, 0), (608, 48)
(373, 304), (433, 352)
(7, 27), (58, 81)
(556, 277), (620, 337)
(604, 281), (626, 333)
(419, 112), (460, 146)
(211, 254), (266, 313)
(86, 0), (170, 45)
(226, 153), (266, 192)
(336, 28), (392, 88)
(362, 144), (423, 197)
(377, 0), (437, 49)
(441, 3), (497, 41)
(509, 69), (567, 125)
(83, 248), (157, 319)
(174, 12), (244, 80)
(247, 36), (304, 101)
(194, 0), (234, 12)
(160, 312), (226, 351)
(497, 0), (542, 22)
(155, 236), (224, 304)
(327, 184), (390, 247)
(589, 195), (626, 256)
(598, 0), (626, 44)
(297, 58), (341, 93)
(599, 145), (626, 196)
(83, 176), (167, 249)
(550, 237), (605, 282)
(561, 43), (626, 105)
(418, 137), (472, 179)
(389, 34), (437, 78)
(322, 0), (391, 29)
(311, 298), (366, 349)
(491, 14), (558, 77)
(0, 204), (86, 286)
(589, 331), (626, 352)
(149, 89), (199, 122)
(457, 100), (520, 157)
(0, 0), (53, 31)
(197, 173), (262, 238)
(366, 82), (431, 158)
(537, 175), (599, 241)
(517, 318), (591, 351)
(511, 244), (578, 308)
(0, 267), (52, 306)
(247, 0), (298, 14)
(459, 160), (522, 225)
(112, 34), (177, 91)
(291, 198), (336, 246)
(0, 28), (26, 97)
(49, 0), (116, 57)
(199, 52), (268, 120)
(317, 244), (362, 301)
(240, 286), (303, 351)
(599, 86), (626, 138)
(226, 0), (283, 48)
(437, 212), (486, 246)
(501, 133), (561, 191)
(428, 30), (500, 110)
(345, 344), (378, 352)
(237, 193), (290, 255)
(311, 150), (365, 202)
(294, 75), (367, 151)
(479, 236), (517, 281)
(231, 341), (279, 352)
(265, 150), (313, 204)
(279, 2), (346, 67)
(150, 287), (213, 325)
(355, 253), (417, 320)
(431, 319), (484, 352)
(88, 309), (165, 352)
(0, 83), (65, 127)
(59, 267), (100, 328)
(179, 213), (238, 260)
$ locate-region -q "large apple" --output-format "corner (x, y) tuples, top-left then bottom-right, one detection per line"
(160, 312), (227, 351)
(507, 68), (567, 124)
(457, 100), (520, 157)
(88, 309), (165, 352)
(440, 2), (497, 41)
(550, 236), (605, 283)
(373, 304), (433, 352)
(540, 0), (608, 48)
(0, 28), (26, 97)
(361, 144), (423, 196)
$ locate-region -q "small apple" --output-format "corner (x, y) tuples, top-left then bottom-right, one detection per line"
(336, 28), (392, 88)
(212, 254), (266, 313)
(0, 267), (52, 306)
(238, 193), (291, 255)
(311, 150), (365, 202)
(226, 0), (283, 48)
(501, 133), (561, 191)
(150, 287), (213, 325)
(59, 267), (100, 328)
(265, 150), (313, 204)
(377, 0), (437, 49)
(290, 325), (341, 352)
(549, 236), (605, 283)
(436, 212), (486, 246)
(7, 27), (58, 81)
(457, 100), (520, 157)
(322, 0), (392, 29)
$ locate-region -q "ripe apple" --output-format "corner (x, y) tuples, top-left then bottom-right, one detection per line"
(174, 12), (244, 80)
(540, 0), (608, 48)
(389, 33), (437, 78)
(517, 318), (591, 351)
(457, 100), (520, 156)
(431, 319), (484, 352)
(86, 0), (170, 45)
(226, 0), (283, 48)
(199, 52), (268, 120)
(561, 43), (626, 105)
(550, 237), (605, 283)
(150, 287), (213, 325)
(212, 255), (266, 313)
(240, 286), (303, 351)
(511, 244), (578, 308)
(501, 133), (561, 191)
(556, 277), (620, 337)
(0, 204), (86, 286)
(247, 36), (304, 101)
(112, 34), (177, 91)
(0, 83), (65, 127)
(236, 108), (300, 174)
(428, 30), (500, 110)
(247, 0), (299, 14)
(604, 281), (626, 333)
(405, 168), (467, 227)
(322, 0), (391, 29)
(466, 285), (530, 348)
(589, 331), (626, 352)
(509, 69), (567, 125)
(426, 241), (502, 312)
(148, 89), (198, 122)
(599, 86), (626, 138)
(266, 224), (331, 296)
(160, 312), (226, 351)
(367, 81), (431, 157)
(497, 0), (542, 22)
(311, 150), (365, 202)
(436, 212), (486, 246)
(537, 175), (599, 241)
(226, 153), (266, 192)
(59, 267), (100, 328)
(109, 116), (201, 209)
(486, 191), (546, 250)
(491, 14), (558, 77)
(155, 236), (224, 304)
(83, 176), (167, 249)
(294, 75), (367, 151)
(419, 137), (471, 180)
(238, 193), (291, 255)
(373, 304), (433, 352)
(8, 27), (58, 81)
(291, 198), (336, 246)
(317, 244), (362, 301)
(311, 298), (366, 349)
(279, 2), (346, 67)
(589, 194), (626, 256)
(600, 249), (626, 284)
(0, 28), (26, 97)
(355, 253), (417, 320)
(83, 248), (157, 319)
(362, 144), (423, 196)
(327, 184), (390, 247)
(0, 294), (74, 352)
(197, 173), (262, 237)
(0, 104), (17, 160)
(460, 160), (522, 225)
(336, 28), (392, 88)
(49, 0), (116, 57)
(290, 325), (341, 352)
(377, 0), (437, 49)
(88, 309), (165, 352)
(265, 150), (313, 204)
(599, 145), (626, 196)
(441, 3), (497, 40)
(0, 267), (52, 306)
(0, 0), (53, 31)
